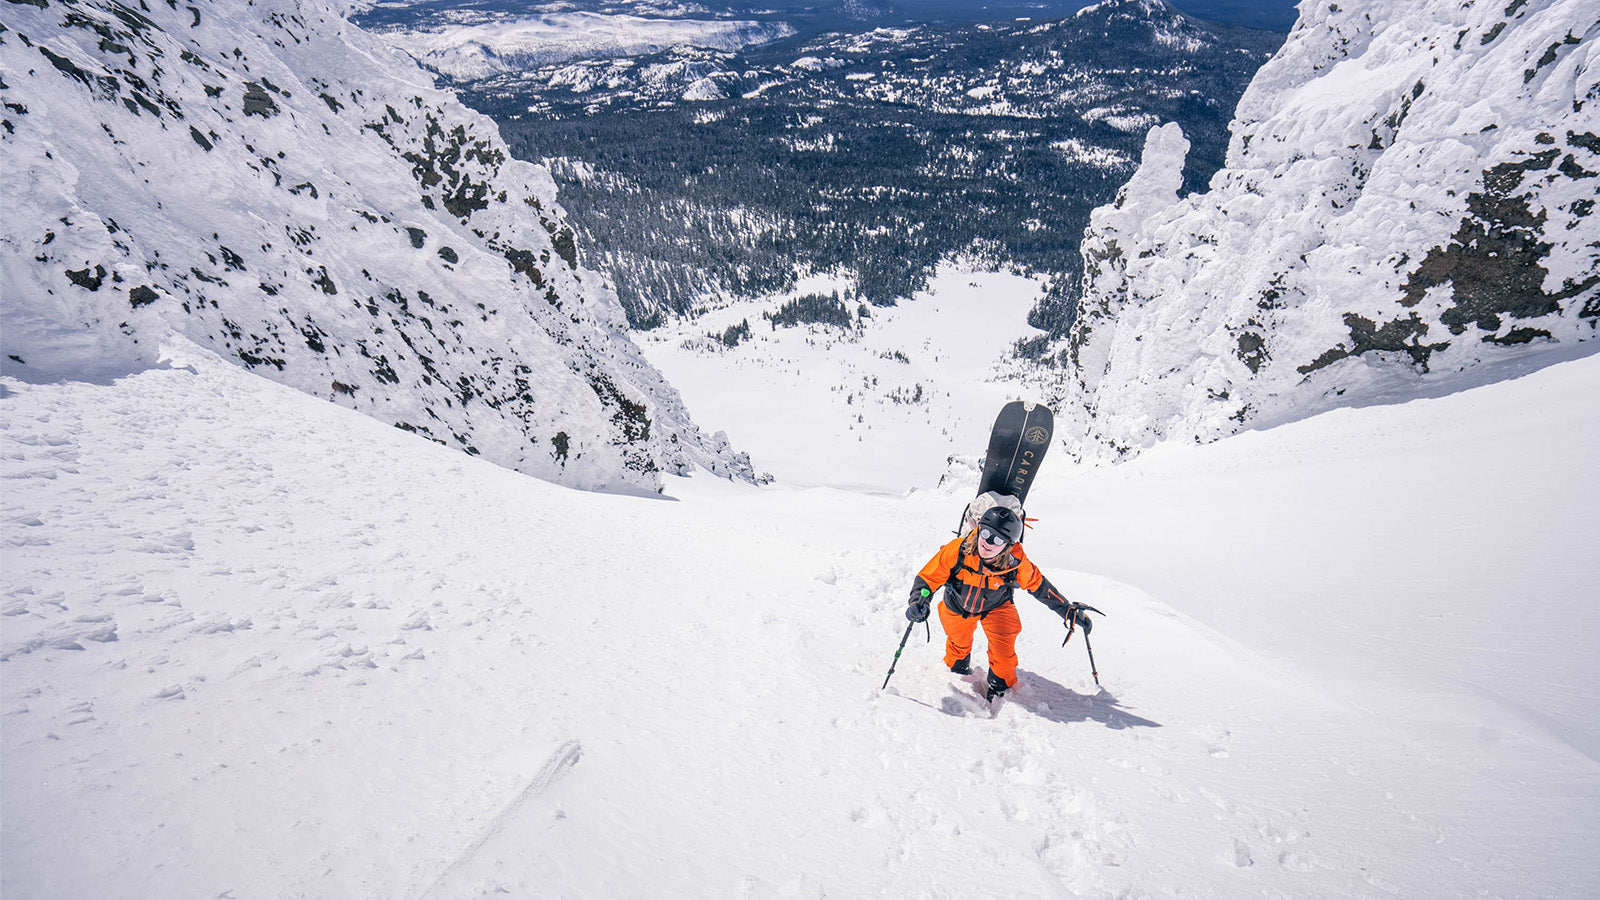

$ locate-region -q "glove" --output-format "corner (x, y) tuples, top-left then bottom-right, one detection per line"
(906, 588), (932, 622)
(1067, 606), (1092, 634)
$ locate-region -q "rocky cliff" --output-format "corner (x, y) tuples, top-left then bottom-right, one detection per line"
(1056, 0), (1598, 459)
(1, 0), (758, 491)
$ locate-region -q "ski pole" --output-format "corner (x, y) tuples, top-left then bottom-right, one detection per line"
(881, 616), (930, 690)
(882, 620), (915, 690)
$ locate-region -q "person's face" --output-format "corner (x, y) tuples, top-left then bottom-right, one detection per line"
(977, 527), (1010, 560)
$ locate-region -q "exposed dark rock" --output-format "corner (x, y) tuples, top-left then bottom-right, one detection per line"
(1236, 331), (1267, 373)
(300, 320), (326, 353)
(1298, 312), (1450, 374)
(546, 223), (578, 269)
(238, 348), (286, 370)
(588, 371), (652, 447)
(1484, 327), (1551, 344)
(1397, 148), (1595, 340)
(310, 269), (337, 295)
(370, 354), (399, 384)
(1568, 130), (1600, 153)
(1558, 154), (1596, 179)
(242, 81), (279, 117)
(65, 265), (107, 290)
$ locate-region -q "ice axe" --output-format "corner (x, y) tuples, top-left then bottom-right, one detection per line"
(1062, 602), (1105, 686)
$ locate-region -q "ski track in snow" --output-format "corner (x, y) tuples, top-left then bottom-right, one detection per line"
(419, 739), (583, 899)
(3, 333), (1598, 895)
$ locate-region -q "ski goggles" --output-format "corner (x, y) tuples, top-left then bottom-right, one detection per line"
(978, 527), (1012, 548)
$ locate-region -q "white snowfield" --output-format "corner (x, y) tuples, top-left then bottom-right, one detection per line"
(380, 12), (797, 81)
(4, 317), (1597, 896)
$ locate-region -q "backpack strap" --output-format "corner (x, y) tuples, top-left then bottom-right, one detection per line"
(947, 550), (1020, 590)
(947, 554), (968, 586)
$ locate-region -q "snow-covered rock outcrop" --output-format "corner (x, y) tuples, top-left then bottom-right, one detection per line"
(1058, 0), (1599, 459)
(0, 0), (759, 492)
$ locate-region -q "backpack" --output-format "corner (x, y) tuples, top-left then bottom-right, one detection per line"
(958, 491), (1026, 542)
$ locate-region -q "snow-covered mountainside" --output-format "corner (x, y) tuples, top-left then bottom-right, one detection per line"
(1056, 0), (1599, 458)
(0, 0), (757, 492)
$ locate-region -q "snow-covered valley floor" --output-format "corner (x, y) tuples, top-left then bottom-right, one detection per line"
(4, 279), (1598, 897)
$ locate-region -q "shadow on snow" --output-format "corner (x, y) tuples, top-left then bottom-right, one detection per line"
(933, 668), (1162, 729)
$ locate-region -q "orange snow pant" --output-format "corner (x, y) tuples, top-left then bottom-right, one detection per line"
(939, 601), (1022, 687)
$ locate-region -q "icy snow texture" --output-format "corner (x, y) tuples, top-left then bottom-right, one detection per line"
(1059, 0), (1600, 459)
(0, 0), (758, 492)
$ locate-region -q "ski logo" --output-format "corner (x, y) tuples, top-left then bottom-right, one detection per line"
(1010, 448), (1040, 494)
(1023, 426), (1049, 445)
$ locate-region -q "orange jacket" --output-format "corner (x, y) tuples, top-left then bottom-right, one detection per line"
(915, 536), (1069, 618)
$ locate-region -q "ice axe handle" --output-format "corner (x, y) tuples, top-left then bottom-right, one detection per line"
(1061, 603), (1104, 646)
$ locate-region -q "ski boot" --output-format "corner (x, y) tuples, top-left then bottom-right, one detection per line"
(985, 670), (1010, 702)
(950, 655), (972, 675)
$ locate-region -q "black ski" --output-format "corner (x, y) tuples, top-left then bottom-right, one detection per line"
(976, 400), (1054, 503)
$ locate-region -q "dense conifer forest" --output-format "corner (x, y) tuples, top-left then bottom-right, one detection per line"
(450, 4), (1283, 332)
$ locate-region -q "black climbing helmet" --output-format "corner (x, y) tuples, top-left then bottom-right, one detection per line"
(976, 506), (1023, 546)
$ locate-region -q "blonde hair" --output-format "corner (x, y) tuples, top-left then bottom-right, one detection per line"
(962, 529), (1017, 569)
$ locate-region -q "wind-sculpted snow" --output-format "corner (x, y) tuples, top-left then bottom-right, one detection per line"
(0, 0), (759, 491)
(1056, 0), (1599, 459)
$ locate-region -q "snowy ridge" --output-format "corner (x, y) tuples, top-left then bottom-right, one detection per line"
(377, 12), (796, 81)
(1055, 0), (1599, 459)
(0, 0), (758, 492)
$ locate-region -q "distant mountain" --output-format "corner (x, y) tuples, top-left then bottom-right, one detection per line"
(357, 1), (1302, 35)
(432, 0), (1282, 328)
(0, 0), (760, 492)
(1053, 0), (1598, 459)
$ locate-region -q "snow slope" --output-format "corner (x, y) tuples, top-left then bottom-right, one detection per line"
(637, 267), (1052, 492)
(5, 313), (1597, 897)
